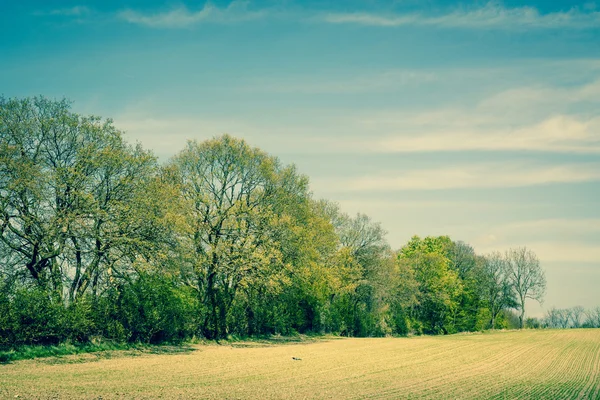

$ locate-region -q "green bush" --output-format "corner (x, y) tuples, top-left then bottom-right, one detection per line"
(94, 275), (197, 343)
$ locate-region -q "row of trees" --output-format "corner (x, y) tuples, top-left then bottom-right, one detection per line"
(542, 306), (600, 329)
(0, 97), (553, 347)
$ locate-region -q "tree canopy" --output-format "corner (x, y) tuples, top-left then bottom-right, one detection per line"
(0, 96), (557, 348)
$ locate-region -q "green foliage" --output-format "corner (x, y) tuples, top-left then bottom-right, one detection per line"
(0, 341), (155, 363)
(94, 275), (198, 343)
(397, 236), (463, 334)
(0, 96), (558, 358)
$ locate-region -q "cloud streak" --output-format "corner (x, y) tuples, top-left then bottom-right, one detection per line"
(117, 1), (265, 28)
(312, 162), (600, 192)
(369, 115), (600, 154)
(49, 6), (91, 16)
(320, 2), (600, 30)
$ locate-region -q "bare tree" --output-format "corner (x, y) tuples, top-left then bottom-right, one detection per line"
(544, 307), (560, 328)
(556, 308), (571, 329)
(569, 306), (585, 328)
(480, 252), (514, 329)
(584, 307), (600, 328)
(505, 247), (546, 329)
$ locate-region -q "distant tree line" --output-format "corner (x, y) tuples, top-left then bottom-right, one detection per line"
(0, 96), (571, 349)
(537, 306), (600, 329)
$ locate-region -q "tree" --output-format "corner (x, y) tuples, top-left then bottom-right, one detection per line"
(449, 241), (477, 279)
(584, 307), (600, 328)
(479, 252), (515, 329)
(505, 247), (546, 329)
(0, 96), (169, 303)
(398, 236), (462, 334)
(568, 306), (585, 328)
(448, 241), (482, 332)
(319, 204), (392, 336)
(172, 135), (312, 339)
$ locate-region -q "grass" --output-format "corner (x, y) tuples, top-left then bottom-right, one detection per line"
(1, 329), (599, 399)
(0, 341), (198, 364)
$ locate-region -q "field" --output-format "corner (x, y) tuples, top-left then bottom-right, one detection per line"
(1, 329), (599, 399)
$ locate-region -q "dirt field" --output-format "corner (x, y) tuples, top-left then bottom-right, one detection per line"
(1, 329), (599, 399)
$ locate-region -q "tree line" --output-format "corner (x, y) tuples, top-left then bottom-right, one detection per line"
(540, 306), (600, 329)
(0, 96), (560, 349)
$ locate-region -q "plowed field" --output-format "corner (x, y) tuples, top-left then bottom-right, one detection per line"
(2, 329), (599, 399)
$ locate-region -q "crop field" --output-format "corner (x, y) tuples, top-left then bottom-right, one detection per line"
(1, 329), (599, 399)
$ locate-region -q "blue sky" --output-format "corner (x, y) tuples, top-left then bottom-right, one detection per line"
(1, 0), (599, 316)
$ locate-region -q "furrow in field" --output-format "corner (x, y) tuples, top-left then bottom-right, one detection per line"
(419, 339), (544, 399)
(445, 336), (561, 399)
(531, 337), (592, 399)
(578, 334), (600, 400)
(258, 338), (475, 396)
(566, 335), (598, 400)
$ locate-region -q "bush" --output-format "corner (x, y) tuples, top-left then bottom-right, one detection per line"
(94, 274), (198, 343)
(9, 287), (66, 346)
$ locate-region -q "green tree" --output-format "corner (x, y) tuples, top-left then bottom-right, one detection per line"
(172, 135), (312, 339)
(398, 236), (462, 334)
(0, 96), (170, 304)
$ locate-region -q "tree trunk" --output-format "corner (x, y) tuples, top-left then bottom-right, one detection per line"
(519, 307), (525, 329)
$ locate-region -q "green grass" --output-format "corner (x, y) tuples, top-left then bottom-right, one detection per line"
(0, 341), (195, 364)
(0, 333), (326, 363)
(1, 329), (599, 399)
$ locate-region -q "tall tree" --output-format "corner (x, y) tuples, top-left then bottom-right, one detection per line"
(322, 204), (392, 336)
(479, 252), (515, 329)
(0, 96), (171, 302)
(172, 135), (311, 339)
(505, 247), (546, 329)
(398, 236), (462, 334)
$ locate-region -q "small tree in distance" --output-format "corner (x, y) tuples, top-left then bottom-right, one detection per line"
(505, 247), (546, 329)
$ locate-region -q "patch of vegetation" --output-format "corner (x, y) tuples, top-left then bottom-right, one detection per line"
(0, 341), (196, 364)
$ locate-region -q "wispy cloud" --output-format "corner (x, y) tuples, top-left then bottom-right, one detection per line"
(476, 218), (600, 248)
(48, 6), (91, 16)
(117, 1), (265, 28)
(312, 162), (600, 192)
(473, 218), (600, 264)
(369, 115), (600, 154)
(353, 76), (600, 154)
(321, 2), (600, 30)
(478, 241), (600, 264)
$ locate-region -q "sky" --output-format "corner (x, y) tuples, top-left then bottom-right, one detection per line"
(1, 0), (599, 317)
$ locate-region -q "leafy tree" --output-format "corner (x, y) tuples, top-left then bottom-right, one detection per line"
(0, 96), (171, 304)
(172, 135), (312, 339)
(398, 236), (462, 334)
(323, 206), (392, 336)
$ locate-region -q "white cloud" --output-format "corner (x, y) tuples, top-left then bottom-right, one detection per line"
(369, 115), (600, 154)
(321, 2), (600, 30)
(353, 77), (600, 154)
(114, 115), (347, 159)
(311, 161), (600, 192)
(117, 1), (264, 28)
